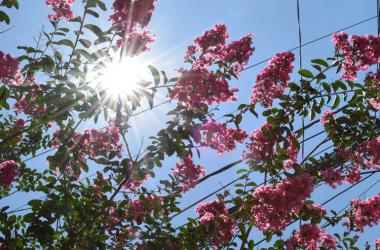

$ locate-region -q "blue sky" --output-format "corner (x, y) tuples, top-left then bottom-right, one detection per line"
(1, 0), (380, 248)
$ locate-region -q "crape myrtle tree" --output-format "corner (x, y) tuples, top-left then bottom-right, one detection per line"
(0, 0), (380, 249)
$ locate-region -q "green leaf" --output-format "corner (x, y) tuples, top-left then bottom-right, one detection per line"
(234, 114), (242, 126)
(288, 82), (300, 91)
(97, 0), (107, 10)
(79, 39), (91, 48)
(0, 10), (10, 24)
(148, 65), (160, 86)
(76, 49), (93, 62)
(94, 36), (111, 45)
(84, 24), (103, 37)
(67, 69), (83, 78)
(322, 82), (331, 93)
(54, 39), (75, 48)
(335, 80), (347, 91)
(311, 58), (329, 67)
(71, 16), (82, 23)
(0, 86), (9, 109)
(298, 69), (314, 78)
(87, 9), (99, 18)
(23, 213), (35, 223)
(332, 95), (340, 109)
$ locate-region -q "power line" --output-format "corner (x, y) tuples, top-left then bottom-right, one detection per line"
(241, 15), (377, 72)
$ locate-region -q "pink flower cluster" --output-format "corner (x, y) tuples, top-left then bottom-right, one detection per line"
(370, 98), (380, 110)
(110, 0), (157, 53)
(45, 0), (75, 21)
(287, 224), (336, 250)
(350, 194), (380, 232)
(14, 78), (47, 117)
(251, 173), (314, 232)
(365, 71), (380, 109)
(375, 238), (380, 249)
(188, 24), (228, 53)
(243, 123), (275, 163)
(358, 136), (380, 169)
(185, 24), (254, 74)
(303, 204), (327, 222)
(169, 68), (238, 109)
(0, 160), (20, 188)
(129, 195), (163, 222)
(172, 155), (205, 192)
(319, 168), (344, 189)
(124, 175), (149, 191)
(49, 122), (122, 172)
(196, 200), (236, 246)
(250, 51), (295, 107)
(320, 109), (336, 125)
(0, 51), (22, 85)
(243, 125), (299, 170)
(117, 30), (155, 55)
(284, 135), (299, 170)
(8, 118), (25, 143)
(110, 0), (156, 30)
(332, 32), (380, 81)
(171, 24), (254, 109)
(193, 119), (248, 155)
(332, 137), (380, 185)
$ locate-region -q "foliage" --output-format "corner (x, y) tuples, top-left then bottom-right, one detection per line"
(1, 0), (380, 249)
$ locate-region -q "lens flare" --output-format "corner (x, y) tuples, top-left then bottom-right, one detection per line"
(95, 57), (150, 99)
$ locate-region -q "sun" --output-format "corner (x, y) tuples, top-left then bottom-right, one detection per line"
(94, 57), (151, 100)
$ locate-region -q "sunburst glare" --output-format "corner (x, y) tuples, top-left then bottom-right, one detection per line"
(93, 56), (151, 100)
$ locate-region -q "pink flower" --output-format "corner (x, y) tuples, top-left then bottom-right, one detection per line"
(283, 134), (299, 170)
(287, 224), (336, 250)
(191, 24), (228, 52)
(250, 51), (295, 107)
(196, 200), (236, 246)
(49, 121), (122, 174)
(221, 34), (255, 74)
(319, 168), (343, 189)
(370, 98), (380, 109)
(0, 51), (22, 85)
(110, 0), (157, 31)
(185, 24), (254, 75)
(171, 24), (254, 110)
(320, 109), (336, 125)
(335, 137), (380, 185)
(124, 175), (149, 191)
(173, 156), (205, 192)
(46, 0), (75, 21)
(251, 173), (314, 232)
(194, 119), (248, 155)
(13, 77), (47, 117)
(375, 238), (380, 249)
(366, 71), (380, 109)
(243, 123), (275, 163)
(15, 119), (25, 127)
(332, 32), (380, 80)
(349, 194), (380, 232)
(0, 160), (20, 188)
(129, 195), (163, 222)
(303, 204), (326, 222)
(169, 68), (238, 109)
(358, 136), (380, 169)
(110, 0), (157, 51)
(116, 30), (155, 54)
